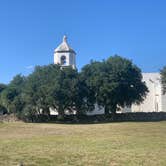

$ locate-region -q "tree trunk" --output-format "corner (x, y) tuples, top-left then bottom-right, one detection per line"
(57, 107), (65, 120)
(104, 106), (110, 116)
(110, 104), (117, 120)
(42, 107), (50, 121)
(42, 107), (50, 116)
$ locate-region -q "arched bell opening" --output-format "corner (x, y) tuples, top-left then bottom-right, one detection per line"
(60, 56), (66, 65)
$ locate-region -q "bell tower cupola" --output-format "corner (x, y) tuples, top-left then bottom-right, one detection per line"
(54, 36), (76, 69)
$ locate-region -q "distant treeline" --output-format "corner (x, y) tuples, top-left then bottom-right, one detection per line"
(0, 55), (166, 122)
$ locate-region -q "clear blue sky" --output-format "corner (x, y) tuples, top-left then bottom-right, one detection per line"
(0, 0), (166, 84)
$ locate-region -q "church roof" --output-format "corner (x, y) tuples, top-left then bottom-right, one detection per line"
(54, 36), (76, 53)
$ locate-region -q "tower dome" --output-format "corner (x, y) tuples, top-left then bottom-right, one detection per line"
(54, 36), (76, 54)
(54, 36), (76, 69)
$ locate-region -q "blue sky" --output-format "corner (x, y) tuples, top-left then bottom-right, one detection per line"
(0, 0), (166, 83)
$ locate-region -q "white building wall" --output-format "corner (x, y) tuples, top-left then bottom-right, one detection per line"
(54, 51), (76, 69)
(131, 73), (163, 112)
(160, 89), (166, 112)
(54, 52), (69, 66)
(86, 104), (104, 115)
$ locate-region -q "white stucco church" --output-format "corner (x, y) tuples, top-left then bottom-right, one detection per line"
(53, 36), (166, 114)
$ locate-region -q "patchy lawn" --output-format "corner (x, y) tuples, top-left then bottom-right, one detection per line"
(0, 121), (166, 166)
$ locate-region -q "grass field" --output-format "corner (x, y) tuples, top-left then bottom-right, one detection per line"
(0, 121), (166, 166)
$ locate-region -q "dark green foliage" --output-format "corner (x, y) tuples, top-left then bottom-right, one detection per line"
(0, 75), (25, 114)
(0, 84), (7, 93)
(81, 55), (148, 115)
(0, 56), (148, 121)
(22, 65), (56, 117)
(160, 66), (166, 94)
(23, 64), (88, 120)
(0, 105), (7, 115)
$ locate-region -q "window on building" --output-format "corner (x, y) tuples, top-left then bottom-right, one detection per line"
(61, 56), (66, 65)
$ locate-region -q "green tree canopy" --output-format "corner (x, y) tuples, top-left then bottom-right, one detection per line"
(0, 56), (149, 121)
(23, 64), (88, 119)
(81, 55), (148, 116)
(0, 83), (7, 93)
(0, 74), (26, 114)
(160, 66), (166, 94)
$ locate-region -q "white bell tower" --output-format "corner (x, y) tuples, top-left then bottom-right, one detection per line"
(54, 36), (76, 69)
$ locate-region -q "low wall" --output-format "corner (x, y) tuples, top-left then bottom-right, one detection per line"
(24, 112), (166, 123)
(1, 112), (166, 123)
(113, 112), (166, 122)
(0, 114), (20, 122)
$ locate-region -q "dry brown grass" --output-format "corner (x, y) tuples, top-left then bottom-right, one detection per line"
(0, 121), (166, 166)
